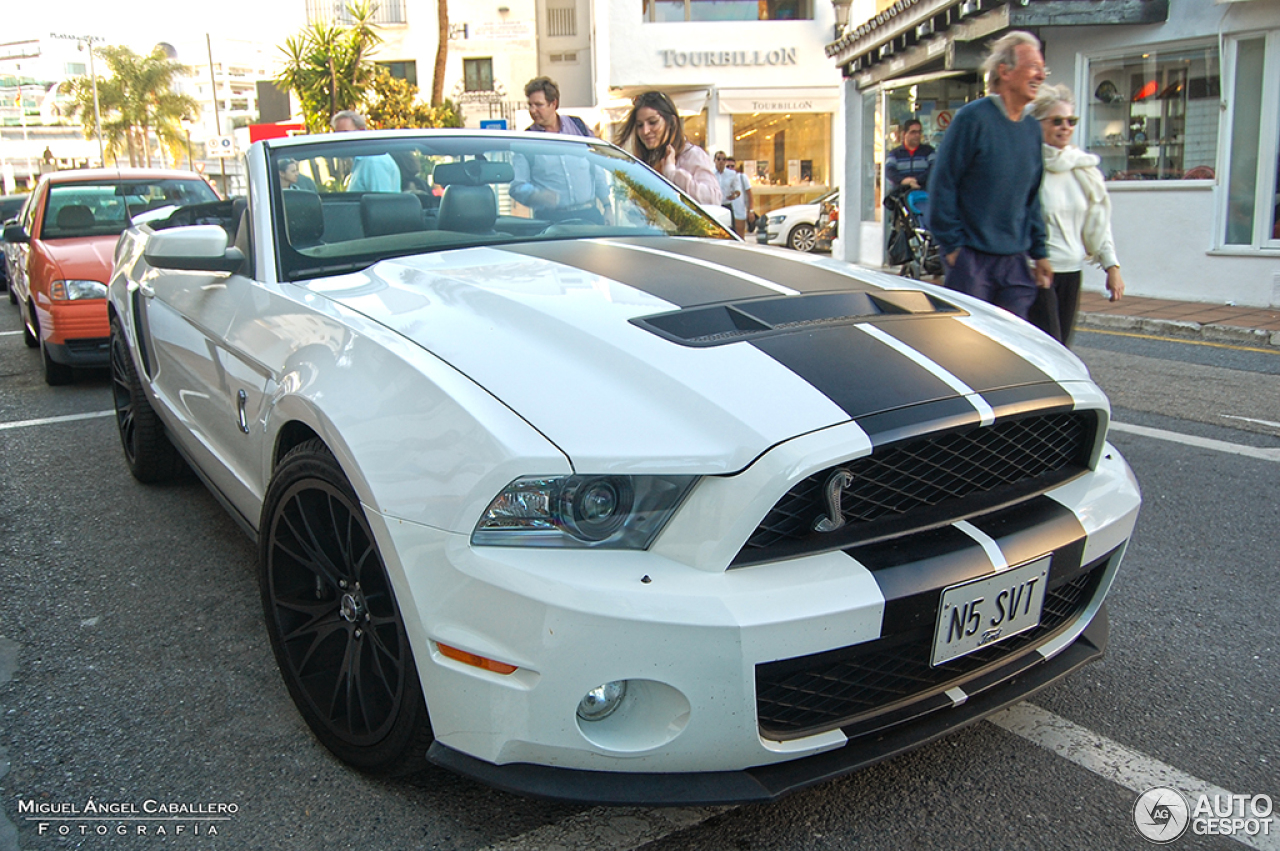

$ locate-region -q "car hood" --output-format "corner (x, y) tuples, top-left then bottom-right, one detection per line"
(310, 238), (1091, 472)
(770, 203), (819, 219)
(39, 234), (118, 282)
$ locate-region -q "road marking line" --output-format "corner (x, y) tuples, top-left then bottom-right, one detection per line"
(1110, 421), (1280, 462)
(477, 805), (731, 851)
(0, 410), (114, 431)
(990, 703), (1278, 851)
(0, 330), (23, 337)
(1221, 414), (1280, 430)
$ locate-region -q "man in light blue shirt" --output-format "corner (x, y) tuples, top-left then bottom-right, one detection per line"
(331, 110), (401, 193)
(511, 77), (608, 223)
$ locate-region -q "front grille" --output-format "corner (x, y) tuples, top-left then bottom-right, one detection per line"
(755, 559), (1107, 739)
(736, 411), (1096, 566)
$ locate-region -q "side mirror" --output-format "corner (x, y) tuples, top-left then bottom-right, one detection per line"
(3, 221), (30, 243)
(144, 225), (244, 273)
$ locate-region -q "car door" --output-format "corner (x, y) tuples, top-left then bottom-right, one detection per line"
(138, 261), (273, 526)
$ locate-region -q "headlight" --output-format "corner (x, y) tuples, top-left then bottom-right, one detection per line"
(472, 474), (697, 549)
(767, 215), (785, 225)
(50, 279), (107, 301)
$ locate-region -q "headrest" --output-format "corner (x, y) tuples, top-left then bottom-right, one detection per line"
(432, 160), (514, 187)
(56, 205), (94, 230)
(361, 193), (424, 238)
(437, 184), (497, 233)
(282, 190), (324, 245)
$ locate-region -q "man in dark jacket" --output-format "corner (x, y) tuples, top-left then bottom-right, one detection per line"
(927, 31), (1053, 319)
(885, 119), (934, 191)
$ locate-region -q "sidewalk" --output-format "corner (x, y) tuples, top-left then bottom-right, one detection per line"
(1076, 290), (1280, 349)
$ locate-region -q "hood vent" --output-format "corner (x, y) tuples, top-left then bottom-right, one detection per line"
(634, 290), (963, 347)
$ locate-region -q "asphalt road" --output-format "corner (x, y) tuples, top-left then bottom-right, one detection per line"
(1, 306), (1276, 850)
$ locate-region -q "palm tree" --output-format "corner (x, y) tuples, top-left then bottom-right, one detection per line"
(276, 1), (382, 133)
(433, 0), (448, 106)
(61, 45), (199, 168)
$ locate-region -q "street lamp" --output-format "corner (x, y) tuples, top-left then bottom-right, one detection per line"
(50, 33), (106, 166)
(832, 0), (854, 38)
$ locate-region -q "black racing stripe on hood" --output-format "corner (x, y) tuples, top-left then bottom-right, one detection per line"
(501, 240), (780, 307)
(856, 398), (983, 449)
(872, 316), (1054, 392)
(984, 384), (1077, 420)
(748, 322), (962, 419)
(633, 238), (891, 295)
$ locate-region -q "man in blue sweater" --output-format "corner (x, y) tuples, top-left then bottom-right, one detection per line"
(927, 31), (1053, 319)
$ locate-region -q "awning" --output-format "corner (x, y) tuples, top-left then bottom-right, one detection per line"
(601, 86), (712, 123)
(826, 0), (1169, 88)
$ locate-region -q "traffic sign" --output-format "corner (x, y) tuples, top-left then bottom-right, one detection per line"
(205, 135), (236, 158)
(936, 111), (953, 129)
(479, 119), (508, 130)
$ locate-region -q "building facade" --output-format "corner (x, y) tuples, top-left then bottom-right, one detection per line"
(828, 0), (1280, 309)
(596, 0), (847, 215)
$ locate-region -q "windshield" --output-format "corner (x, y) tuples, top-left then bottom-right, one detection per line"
(42, 179), (219, 239)
(269, 134), (732, 281)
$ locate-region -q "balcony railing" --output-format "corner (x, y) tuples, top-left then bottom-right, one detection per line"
(305, 0), (406, 25)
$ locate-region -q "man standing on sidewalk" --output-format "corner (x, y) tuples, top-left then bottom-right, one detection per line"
(511, 76), (609, 223)
(885, 119), (934, 192)
(927, 31), (1052, 319)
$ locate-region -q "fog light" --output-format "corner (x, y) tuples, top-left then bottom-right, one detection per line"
(577, 680), (628, 721)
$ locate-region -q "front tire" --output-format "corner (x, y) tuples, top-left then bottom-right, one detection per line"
(259, 440), (432, 776)
(788, 223), (817, 252)
(110, 316), (183, 482)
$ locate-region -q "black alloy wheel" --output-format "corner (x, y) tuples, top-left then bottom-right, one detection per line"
(110, 316), (183, 482)
(259, 440), (432, 775)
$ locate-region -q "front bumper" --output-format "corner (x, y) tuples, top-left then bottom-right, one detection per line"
(427, 610), (1108, 805)
(37, 298), (110, 365)
(364, 441), (1138, 803)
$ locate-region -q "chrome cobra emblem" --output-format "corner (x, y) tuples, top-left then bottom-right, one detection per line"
(813, 468), (854, 532)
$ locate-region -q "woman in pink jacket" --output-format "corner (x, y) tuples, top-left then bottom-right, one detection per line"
(616, 91), (722, 206)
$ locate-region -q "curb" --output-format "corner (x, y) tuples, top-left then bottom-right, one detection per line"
(1077, 311), (1280, 349)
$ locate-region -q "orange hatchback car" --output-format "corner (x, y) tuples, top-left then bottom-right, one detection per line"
(5, 169), (219, 385)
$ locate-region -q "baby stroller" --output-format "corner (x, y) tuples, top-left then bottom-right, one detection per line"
(884, 187), (942, 280)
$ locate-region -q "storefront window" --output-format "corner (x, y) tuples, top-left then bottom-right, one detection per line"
(729, 112), (830, 213)
(643, 0), (811, 21)
(1086, 45), (1219, 181)
(1224, 37), (1265, 245)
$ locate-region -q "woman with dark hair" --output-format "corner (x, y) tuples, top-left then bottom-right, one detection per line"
(615, 91), (722, 205)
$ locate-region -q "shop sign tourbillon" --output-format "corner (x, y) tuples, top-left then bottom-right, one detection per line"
(659, 48), (797, 67)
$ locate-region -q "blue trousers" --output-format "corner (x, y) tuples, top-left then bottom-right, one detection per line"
(941, 246), (1037, 320)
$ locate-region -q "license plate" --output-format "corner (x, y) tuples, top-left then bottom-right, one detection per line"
(931, 556), (1050, 666)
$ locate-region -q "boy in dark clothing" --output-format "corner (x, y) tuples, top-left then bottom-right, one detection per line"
(927, 31), (1053, 319)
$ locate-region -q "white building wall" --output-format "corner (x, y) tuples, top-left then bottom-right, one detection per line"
(1043, 0), (1280, 308)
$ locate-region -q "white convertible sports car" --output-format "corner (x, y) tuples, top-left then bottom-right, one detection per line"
(107, 129), (1140, 804)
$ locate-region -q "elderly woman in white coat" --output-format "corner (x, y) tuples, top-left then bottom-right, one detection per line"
(1028, 84), (1125, 345)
